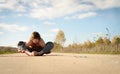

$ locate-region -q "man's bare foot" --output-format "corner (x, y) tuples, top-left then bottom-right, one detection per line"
(18, 49), (25, 53)
(25, 51), (32, 56)
(24, 51), (38, 56)
(31, 51), (38, 56)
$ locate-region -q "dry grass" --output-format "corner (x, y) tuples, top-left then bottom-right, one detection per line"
(52, 45), (120, 54)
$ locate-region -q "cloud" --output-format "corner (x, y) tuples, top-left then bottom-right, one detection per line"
(0, 32), (3, 34)
(0, 0), (26, 12)
(91, 32), (104, 37)
(0, 41), (18, 47)
(0, 23), (29, 32)
(42, 33), (56, 42)
(24, 0), (120, 19)
(29, 0), (94, 19)
(17, 14), (24, 17)
(88, 0), (120, 9)
(64, 12), (97, 19)
(0, 0), (120, 19)
(43, 33), (55, 38)
(43, 21), (56, 25)
(50, 29), (59, 33)
(0, 16), (6, 19)
(15, 5), (26, 12)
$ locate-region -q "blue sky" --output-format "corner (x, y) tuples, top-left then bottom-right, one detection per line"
(0, 0), (120, 47)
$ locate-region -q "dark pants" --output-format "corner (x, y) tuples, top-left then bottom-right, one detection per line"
(18, 41), (54, 53)
(42, 42), (54, 53)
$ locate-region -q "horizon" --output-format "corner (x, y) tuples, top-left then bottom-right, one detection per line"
(0, 0), (120, 47)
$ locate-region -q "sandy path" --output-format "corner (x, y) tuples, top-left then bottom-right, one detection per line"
(0, 53), (120, 74)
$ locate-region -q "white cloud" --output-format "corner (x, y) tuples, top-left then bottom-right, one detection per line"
(17, 14), (23, 17)
(0, 0), (5, 2)
(0, 32), (3, 34)
(0, 16), (6, 18)
(42, 33), (56, 42)
(88, 0), (120, 10)
(43, 21), (56, 25)
(15, 5), (26, 12)
(50, 29), (59, 33)
(0, 0), (120, 19)
(29, 0), (94, 19)
(43, 33), (55, 38)
(0, 23), (29, 32)
(92, 32), (104, 37)
(0, 0), (26, 12)
(65, 12), (97, 19)
(26, 0), (120, 19)
(0, 41), (18, 47)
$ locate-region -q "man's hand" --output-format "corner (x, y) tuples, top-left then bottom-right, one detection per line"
(18, 49), (25, 53)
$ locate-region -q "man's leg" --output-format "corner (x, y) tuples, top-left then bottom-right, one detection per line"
(43, 42), (54, 53)
(37, 42), (54, 56)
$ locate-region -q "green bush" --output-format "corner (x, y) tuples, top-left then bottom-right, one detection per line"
(0, 46), (17, 54)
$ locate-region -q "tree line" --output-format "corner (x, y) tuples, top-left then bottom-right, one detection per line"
(0, 46), (17, 54)
(53, 30), (120, 54)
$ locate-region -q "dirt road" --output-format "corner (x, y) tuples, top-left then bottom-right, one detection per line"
(0, 53), (120, 74)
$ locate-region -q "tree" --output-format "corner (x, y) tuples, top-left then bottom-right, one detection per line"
(86, 40), (93, 48)
(95, 37), (104, 50)
(103, 37), (111, 50)
(52, 42), (63, 52)
(112, 36), (120, 50)
(96, 37), (104, 46)
(71, 43), (78, 49)
(55, 30), (66, 47)
(83, 41), (87, 48)
(103, 37), (111, 45)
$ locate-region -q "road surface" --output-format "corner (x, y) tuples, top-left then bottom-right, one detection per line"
(0, 53), (120, 74)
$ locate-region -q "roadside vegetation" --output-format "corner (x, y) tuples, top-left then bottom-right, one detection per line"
(0, 46), (17, 54)
(53, 30), (120, 54)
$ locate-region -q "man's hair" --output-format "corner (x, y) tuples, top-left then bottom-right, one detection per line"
(30, 31), (41, 41)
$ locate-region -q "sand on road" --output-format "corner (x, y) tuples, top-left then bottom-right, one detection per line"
(0, 53), (120, 74)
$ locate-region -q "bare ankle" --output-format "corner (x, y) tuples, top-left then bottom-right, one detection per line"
(25, 51), (32, 56)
